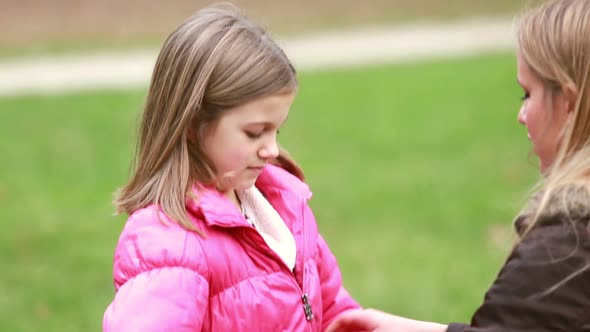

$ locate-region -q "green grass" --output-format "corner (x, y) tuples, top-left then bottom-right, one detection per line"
(0, 53), (538, 331)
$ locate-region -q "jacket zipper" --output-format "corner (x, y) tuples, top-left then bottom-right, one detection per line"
(299, 197), (313, 322)
(242, 226), (314, 331)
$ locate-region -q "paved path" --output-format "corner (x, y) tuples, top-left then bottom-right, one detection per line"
(0, 17), (515, 96)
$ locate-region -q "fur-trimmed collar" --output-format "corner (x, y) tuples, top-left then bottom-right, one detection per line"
(514, 184), (590, 236)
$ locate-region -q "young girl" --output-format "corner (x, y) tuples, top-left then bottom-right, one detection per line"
(103, 5), (359, 331)
(327, 0), (590, 331)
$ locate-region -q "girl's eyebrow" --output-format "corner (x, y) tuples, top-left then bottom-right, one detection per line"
(245, 121), (274, 127)
(246, 116), (289, 127)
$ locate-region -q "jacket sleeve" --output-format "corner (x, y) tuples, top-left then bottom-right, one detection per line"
(103, 267), (209, 332)
(103, 210), (210, 332)
(446, 219), (590, 332)
(316, 234), (362, 331)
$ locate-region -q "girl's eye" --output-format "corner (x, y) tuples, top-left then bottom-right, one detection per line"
(245, 131), (262, 139)
(521, 92), (530, 101)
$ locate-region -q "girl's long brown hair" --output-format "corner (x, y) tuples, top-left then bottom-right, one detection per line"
(115, 4), (302, 235)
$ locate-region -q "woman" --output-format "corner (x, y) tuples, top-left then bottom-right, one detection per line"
(327, 0), (590, 331)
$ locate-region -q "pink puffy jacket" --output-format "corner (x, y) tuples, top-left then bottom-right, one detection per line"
(103, 164), (360, 331)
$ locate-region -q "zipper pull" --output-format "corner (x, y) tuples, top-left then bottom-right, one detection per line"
(301, 293), (314, 321)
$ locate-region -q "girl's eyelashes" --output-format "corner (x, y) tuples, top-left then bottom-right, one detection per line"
(521, 92), (530, 101)
(245, 128), (281, 139)
(245, 131), (263, 139)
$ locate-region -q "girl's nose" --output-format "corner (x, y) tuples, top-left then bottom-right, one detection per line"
(259, 139), (279, 160)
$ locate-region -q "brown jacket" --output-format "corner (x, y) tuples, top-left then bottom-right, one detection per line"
(448, 185), (590, 332)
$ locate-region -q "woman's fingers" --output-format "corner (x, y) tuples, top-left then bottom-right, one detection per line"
(325, 309), (384, 332)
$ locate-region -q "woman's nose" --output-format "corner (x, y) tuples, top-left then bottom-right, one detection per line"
(518, 106), (526, 125)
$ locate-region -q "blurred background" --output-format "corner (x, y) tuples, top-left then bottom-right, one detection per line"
(2, 0), (537, 56)
(1, 0), (542, 331)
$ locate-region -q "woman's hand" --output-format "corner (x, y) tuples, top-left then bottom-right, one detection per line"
(325, 308), (447, 332)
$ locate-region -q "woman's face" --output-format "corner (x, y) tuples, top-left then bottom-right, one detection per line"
(517, 52), (571, 173)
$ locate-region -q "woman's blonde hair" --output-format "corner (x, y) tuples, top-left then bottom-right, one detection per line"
(114, 4), (302, 235)
(515, 0), (590, 230)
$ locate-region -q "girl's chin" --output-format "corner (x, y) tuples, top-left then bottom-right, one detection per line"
(217, 168), (264, 192)
(233, 177), (259, 191)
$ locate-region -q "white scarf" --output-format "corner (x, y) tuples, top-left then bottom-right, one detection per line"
(237, 186), (297, 271)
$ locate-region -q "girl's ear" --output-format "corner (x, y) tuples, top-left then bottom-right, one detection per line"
(187, 128), (196, 144)
(188, 121), (205, 143)
(190, 120), (215, 147)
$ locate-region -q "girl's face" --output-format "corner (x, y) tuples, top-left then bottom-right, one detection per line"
(202, 92), (295, 194)
(517, 52), (571, 173)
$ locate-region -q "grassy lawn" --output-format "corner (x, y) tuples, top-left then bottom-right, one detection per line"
(0, 52), (538, 330)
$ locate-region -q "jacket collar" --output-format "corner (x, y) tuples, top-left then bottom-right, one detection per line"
(186, 164), (311, 228)
(514, 184), (590, 236)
